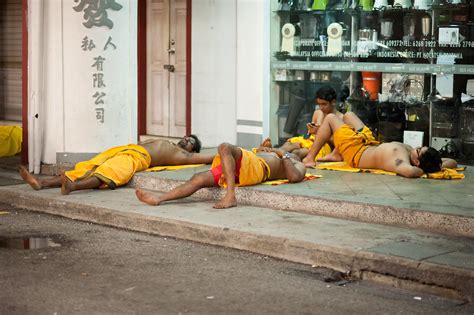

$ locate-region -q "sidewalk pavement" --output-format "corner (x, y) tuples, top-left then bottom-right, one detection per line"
(0, 158), (472, 302)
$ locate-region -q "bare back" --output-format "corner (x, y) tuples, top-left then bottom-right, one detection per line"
(358, 142), (422, 177)
(141, 140), (214, 167)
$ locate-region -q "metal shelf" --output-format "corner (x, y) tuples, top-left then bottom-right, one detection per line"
(271, 60), (474, 75)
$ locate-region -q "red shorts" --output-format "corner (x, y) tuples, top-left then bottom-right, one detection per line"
(210, 154), (243, 186)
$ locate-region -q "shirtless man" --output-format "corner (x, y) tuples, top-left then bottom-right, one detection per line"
(136, 142), (306, 209)
(302, 112), (457, 177)
(19, 135), (215, 195)
(261, 86), (344, 160)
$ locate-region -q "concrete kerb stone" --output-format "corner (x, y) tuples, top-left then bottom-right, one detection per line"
(1, 188), (472, 302)
(130, 176), (474, 238)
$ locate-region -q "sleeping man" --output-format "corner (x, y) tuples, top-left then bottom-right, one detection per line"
(20, 135), (215, 195)
(136, 142), (306, 209)
(302, 112), (457, 177)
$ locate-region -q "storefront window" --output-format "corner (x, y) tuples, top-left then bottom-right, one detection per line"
(270, 0), (474, 165)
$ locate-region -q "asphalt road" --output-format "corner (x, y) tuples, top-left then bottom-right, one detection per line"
(1, 204), (472, 314)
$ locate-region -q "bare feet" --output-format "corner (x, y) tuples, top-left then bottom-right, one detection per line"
(136, 188), (160, 206)
(302, 157), (316, 168)
(19, 165), (42, 190)
(61, 173), (74, 195)
(317, 150), (343, 162)
(260, 137), (272, 148)
(213, 194), (237, 209)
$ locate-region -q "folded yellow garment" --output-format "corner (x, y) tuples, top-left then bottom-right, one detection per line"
(146, 164), (206, 172)
(262, 173), (322, 185)
(65, 144), (151, 189)
(212, 148), (269, 188)
(0, 126), (22, 157)
(423, 167), (465, 179)
(315, 162), (465, 179)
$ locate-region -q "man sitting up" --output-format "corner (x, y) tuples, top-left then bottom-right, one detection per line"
(302, 112), (457, 177)
(258, 86), (344, 160)
(20, 135), (215, 195)
(136, 143), (306, 209)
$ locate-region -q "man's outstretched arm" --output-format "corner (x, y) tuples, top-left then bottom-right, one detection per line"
(393, 163), (424, 178)
(280, 151), (306, 183)
(174, 151), (215, 165)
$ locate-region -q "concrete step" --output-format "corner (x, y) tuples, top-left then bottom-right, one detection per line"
(129, 167), (474, 238)
(0, 184), (472, 302)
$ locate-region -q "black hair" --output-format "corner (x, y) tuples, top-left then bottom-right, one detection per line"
(189, 134), (201, 153)
(419, 147), (442, 173)
(315, 86), (337, 102)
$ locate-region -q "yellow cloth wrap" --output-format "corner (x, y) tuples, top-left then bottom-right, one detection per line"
(211, 148), (270, 188)
(0, 126), (22, 157)
(333, 125), (379, 167)
(287, 135), (332, 160)
(288, 135), (315, 149)
(65, 144), (151, 189)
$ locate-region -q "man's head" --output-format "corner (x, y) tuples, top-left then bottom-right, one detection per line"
(315, 86), (337, 115)
(177, 134), (202, 153)
(411, 146), (442, 173)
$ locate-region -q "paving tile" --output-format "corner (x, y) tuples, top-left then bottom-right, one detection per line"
(426, 251), (474, 270)
(367, 241), (453, 261)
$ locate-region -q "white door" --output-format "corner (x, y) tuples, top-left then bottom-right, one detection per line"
(146, 0), (186, 137)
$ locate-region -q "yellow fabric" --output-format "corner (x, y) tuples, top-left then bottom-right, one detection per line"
(316, 162), (465, 179)
(251, 135), (332, 161)
(146, 164), (205, 172)
(211, 148), (270, 188)
(262, 173), (322, 185)
(65, 144), (151, 189)
(0, 126), (22, 157)
(333, 125), (379, 167)
(287, 135), (332, 160)
(316, 162), (395, 175)
(422, 167), (465, 180)
(288, 135), (315, 149)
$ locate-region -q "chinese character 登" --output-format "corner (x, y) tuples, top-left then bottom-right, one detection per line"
(81, 36), (96, 51)
(93, 73), (106, 88)
(92, 91), (106, 105)
(73, 0), (123, 29)
(103, 36), (117, 50)
(92, 56), (106, 71)
(95, 108), (105, 123)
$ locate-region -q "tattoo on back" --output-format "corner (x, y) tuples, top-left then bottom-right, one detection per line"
(395, 159), (403, 166)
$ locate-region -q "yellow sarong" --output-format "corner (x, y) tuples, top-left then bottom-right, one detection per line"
(0, 126), (22, 157)
(211, 148), (270, 188)
(287, 135), (332, 160)
(333, 125), (379, 167)
(65, 144), (151, 189)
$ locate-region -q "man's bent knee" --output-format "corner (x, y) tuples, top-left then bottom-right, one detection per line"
(217, 142), (233, 153)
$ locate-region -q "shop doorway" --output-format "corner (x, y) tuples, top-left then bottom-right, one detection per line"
(0, 0), (22, 125)
(0, 0), (25, 166)
(146, 0), (187, 137)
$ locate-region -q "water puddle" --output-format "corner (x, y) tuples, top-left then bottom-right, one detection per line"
(0, 237), (61, 250)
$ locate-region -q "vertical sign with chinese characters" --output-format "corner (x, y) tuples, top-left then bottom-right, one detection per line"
(63, 0), (137, 153)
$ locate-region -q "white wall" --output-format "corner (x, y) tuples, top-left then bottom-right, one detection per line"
(28, 0), (138, 170)
(191, 0), (266, 148)
(62, 0), (137, 152)
(236, 0), (266, 147)
(191, 0), (237, 147)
